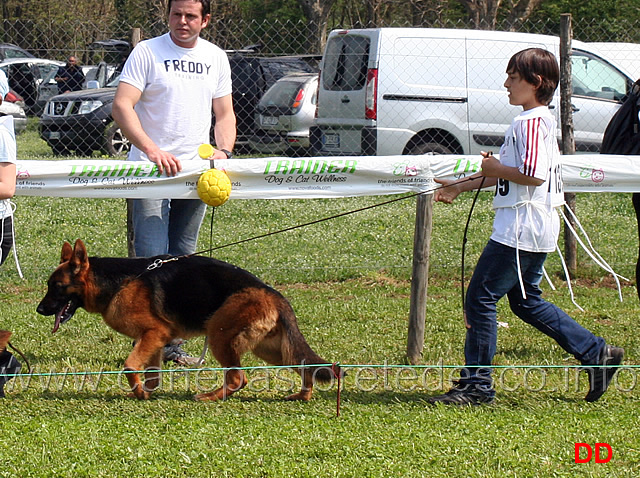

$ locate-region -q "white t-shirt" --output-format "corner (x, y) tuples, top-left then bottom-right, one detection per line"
(0, 115), (16, 220)
(120, 33), (232, 163)
(490, 106), (564, 253)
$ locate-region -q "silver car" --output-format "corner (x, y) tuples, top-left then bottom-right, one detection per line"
(249, 73), (318, 156)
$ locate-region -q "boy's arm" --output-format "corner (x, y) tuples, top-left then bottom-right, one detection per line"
(434, 173), (497, 204)
(480, 154), (544, 186)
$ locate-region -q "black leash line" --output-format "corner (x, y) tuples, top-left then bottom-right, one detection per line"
(7, 342), (31, 374)
(460, 176), (486, 328)
(192, 175), (483, 257)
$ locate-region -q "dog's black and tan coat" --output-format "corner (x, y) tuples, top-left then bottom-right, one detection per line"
(37, 239), (338, 401)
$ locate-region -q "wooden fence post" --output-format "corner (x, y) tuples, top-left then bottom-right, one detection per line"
(407, 193), (433, 364)
(126, 27), (141, 258)
(560, 14), (577, 274)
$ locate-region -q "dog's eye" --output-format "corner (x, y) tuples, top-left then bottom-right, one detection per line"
(54, 282), (68, 293)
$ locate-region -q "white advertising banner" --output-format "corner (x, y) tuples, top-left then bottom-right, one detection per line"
(13, 154), (640, 200)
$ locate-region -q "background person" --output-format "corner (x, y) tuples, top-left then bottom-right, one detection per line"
(55, 56), (85, 94)
(112, 0), (236, 365)
(428, 48), (623, 406)
(0, 69), (21, 395)
(0, 69), (17, 266)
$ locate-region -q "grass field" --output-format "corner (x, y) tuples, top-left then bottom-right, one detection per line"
(0, 124), (639, 477)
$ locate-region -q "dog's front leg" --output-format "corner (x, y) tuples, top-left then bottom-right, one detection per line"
(124, 336), (166, 400)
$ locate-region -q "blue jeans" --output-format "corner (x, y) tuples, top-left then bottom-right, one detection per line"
(461, 239), (604, 391)
(131, 198), (207, 257)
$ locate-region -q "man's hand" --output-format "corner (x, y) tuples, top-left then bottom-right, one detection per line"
(146, 148), (182, 176)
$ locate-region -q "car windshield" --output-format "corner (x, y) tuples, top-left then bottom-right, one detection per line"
(106, 74), (120, 88)
(260, 79), (307, 107)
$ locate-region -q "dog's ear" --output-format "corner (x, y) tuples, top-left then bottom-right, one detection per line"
(69, 239), (89, 275)
(60, 242), (73, 263)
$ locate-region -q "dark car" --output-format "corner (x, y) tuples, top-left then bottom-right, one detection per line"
(39, 75), (128, 156)
(0, 43), (34, 61)
(39, 53), (318, 156)
(228, 54), (317, 149)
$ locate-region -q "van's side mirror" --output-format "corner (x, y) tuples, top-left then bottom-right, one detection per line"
(86, 80), (100, 89)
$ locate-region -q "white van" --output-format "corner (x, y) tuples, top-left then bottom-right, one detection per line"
(310, 28), (638, 156)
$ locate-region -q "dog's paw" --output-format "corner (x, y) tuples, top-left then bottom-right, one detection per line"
(284, 390), (312, 401)
(193, 391), (224, 402)
(127, 390), (151, 400)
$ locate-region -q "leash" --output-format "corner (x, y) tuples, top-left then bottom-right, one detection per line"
(331, 363), (342, 417)
(460, 176), (486, 328)
(7, 341), (31, 374)
(190, 176), (481, 257)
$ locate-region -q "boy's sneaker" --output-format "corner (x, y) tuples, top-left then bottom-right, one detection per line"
(163, 339), (200, 366)
(584, 344), (624, 402)
(427, 381), (495, 406)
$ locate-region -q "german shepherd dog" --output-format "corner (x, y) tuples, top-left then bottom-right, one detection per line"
(37, 239), (338, 401)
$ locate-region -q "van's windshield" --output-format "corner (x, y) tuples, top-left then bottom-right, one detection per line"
(322, 35), (370, 91)
(572, 51), (628, 102)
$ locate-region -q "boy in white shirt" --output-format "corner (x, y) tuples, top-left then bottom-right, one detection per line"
(429, 48), (623, 405)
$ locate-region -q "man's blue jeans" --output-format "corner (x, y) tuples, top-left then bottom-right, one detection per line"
(462, 239), (605, 390)
(131, 198), (207, 257)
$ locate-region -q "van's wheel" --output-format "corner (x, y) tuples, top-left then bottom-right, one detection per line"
(103, 122), (130, 156)
(407, 142), (453, 155)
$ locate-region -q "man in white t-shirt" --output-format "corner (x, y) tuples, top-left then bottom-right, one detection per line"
(112, 0), (236, 365)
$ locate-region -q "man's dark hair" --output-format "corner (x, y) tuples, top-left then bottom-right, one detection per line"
(506, 48), (559, 105)
(167, 0), (210, 17)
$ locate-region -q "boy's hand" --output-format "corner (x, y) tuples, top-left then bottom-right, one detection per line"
(434, 178), (460, 204)
(480, 150), (501, 178)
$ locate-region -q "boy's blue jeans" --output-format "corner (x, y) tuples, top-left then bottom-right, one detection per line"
(461, 239), (605, 392)
(131, 198), (207, 257)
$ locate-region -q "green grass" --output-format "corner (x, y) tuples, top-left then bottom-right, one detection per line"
(1, 131), (640, 476)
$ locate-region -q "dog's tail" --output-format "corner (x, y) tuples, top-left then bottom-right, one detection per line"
(278, 304), (341, 383)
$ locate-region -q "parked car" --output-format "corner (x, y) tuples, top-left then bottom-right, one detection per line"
(249, 73), (318, 155)
(39, 52), (318, 156)
(0, 43), (34, 61)
(39, 75), (129, 156)
(0, 58), (64, 115)
(37, 62), (116, 115)
(0, 99), (27, 135)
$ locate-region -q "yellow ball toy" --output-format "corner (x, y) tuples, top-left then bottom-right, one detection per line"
(197, 168), (232, 207)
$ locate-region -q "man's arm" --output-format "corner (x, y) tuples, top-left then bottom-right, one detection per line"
(211, 93), (236, 158)
(112, 82), (181, 176)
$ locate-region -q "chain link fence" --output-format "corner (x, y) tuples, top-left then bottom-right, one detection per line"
(1, 16), (639, 158)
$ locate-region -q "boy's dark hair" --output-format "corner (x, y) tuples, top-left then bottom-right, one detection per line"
(167, 0), (210, 17)
(507, 48), (559, 105)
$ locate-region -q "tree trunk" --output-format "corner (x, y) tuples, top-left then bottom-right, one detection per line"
(458, 0), (541, 30)
(298, 0), (336, 53)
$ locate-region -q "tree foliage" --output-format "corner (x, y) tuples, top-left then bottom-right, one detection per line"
(0, 0), (639, 57)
